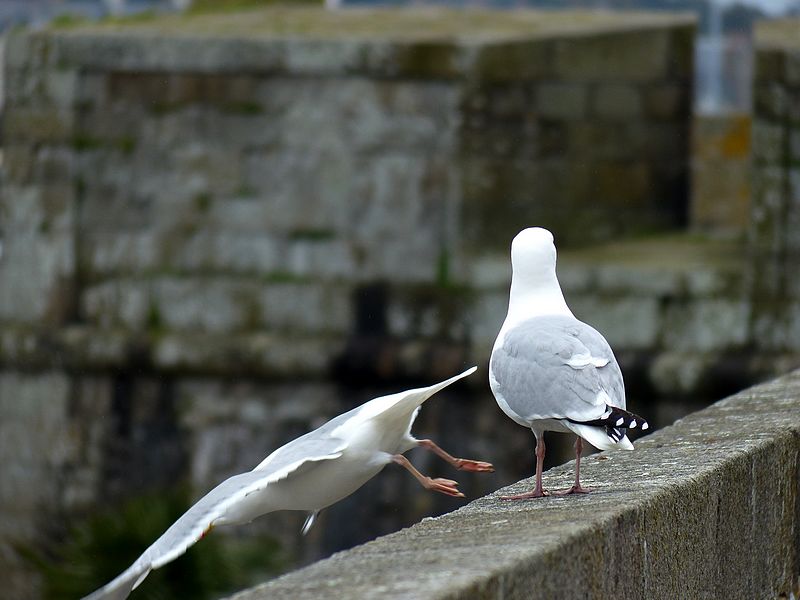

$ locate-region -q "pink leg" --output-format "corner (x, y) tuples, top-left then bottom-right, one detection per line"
(417, 439), (494, 473)
(557, 437), (592, 495)
(392, 454), (465, 498)
(501, 432), (549, 500)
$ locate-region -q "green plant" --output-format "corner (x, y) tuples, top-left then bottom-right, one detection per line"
(21, 486), (285, 599)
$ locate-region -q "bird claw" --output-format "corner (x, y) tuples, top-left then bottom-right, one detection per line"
(426, 477), (465, 498)
(455, 459), (495, 473)
(555, 485), (592, 496)
(500, 489), (549, 500)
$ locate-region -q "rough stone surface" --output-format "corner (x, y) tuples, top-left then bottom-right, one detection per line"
(750, 19), (800, 354)
(690, 114), (751, 235)
(228, 371), (800, 600)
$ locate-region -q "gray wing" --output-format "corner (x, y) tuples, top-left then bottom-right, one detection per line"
(491, 314), (624, 423)
(82, 436), (346, 600)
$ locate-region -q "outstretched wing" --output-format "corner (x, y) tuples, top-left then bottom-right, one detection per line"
(82, 436), (346, 600)
(490, 314), (624, 424)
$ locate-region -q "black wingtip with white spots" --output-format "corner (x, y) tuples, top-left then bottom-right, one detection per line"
(568, 406), (649, 443)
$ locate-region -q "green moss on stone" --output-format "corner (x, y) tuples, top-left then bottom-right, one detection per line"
(190, 0), (317, 15)
(235, 184), (259, 198)
(146, 302), (164, 333)
(263, 271), (307, 283)
(72, 134), (103, 151)
(151, 101), (186, 115)
(102, 10), (159, 26)
(288, 228), (335, 242)
(436, 249), (450, 288)
(194, 193), (212, 213)
(116, 136), (137, 155)
(50, 13), (91, 28)
(75, 176), (87, 196)
(221, 101), (264, 115)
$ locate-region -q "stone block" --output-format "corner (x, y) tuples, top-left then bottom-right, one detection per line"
(467, 256), (511, 290)
(785, 48), (800, 87)
(643, 83), (687, 119)
(788, 89), (800, 123)
(663, 299), (749, 352)
(152, 332), (342, 377)
(471, 39), (552, 82)
(1, 107), (74, 143)
(592, 84), (643, 119)
(568, 296), (661, 350)
(791, 129), (800, 162)
(484, 85), (528, 119)
(171, 231), (285, 275)
(33, 146), (76, 184)
(566, 121), (648, 161)
(750, 166), (786, 253)
(667, 24), (697, 79)
(649, 351), (714, 396)
(753, 46), (786, 83)
(0, 230), (75, 323)
(570, 160), (653, 210)
(535, 82), (588, 120)
(690, 116), (751, 234)
(284, 239), (359, 281)
(684, 266), (742, 297)
(385, 287), (469, 341)
(4, 32), (57, 70)
(751, 120), (786, 165)
(81, 280), (150, 329)
(791, 167), (800, 202)
(171, 143), (244, 198)
(753, 83), (790, 120)
(243, 148), (353, 232)
(553, 29), (671, 82)
(153, 278), (262, 333)
(74, 72), (110, 108)
(2, 183), (74, 233)
(80, 231), (164, 278)
(43, 69), (79, 108)
(593, 265), (681, 296)
(0, 371), (72, 537)
(260, 283), (351, 335)
(466, 290), (508, 348)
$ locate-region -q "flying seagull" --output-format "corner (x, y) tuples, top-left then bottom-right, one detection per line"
(83, 366), (491, 599)
(489, 228), (647, 499)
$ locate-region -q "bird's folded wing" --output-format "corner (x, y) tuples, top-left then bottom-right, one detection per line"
(82, 437), (346, 600)
(491, 316), (624, 422)
(254, 432), (348, 474)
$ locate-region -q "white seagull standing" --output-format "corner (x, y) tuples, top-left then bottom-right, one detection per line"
(489, 228), (647, 499)
(83, 366), (491, 600)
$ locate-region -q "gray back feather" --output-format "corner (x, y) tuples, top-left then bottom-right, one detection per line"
(491, 314), (625, 423)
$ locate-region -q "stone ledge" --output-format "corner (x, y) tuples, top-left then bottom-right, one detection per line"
(228, 370), (800, 599)
(7, 8), (694, 80)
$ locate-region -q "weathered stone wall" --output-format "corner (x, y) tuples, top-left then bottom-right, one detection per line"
(457, 23), (695, 252)
(0, 8), (705, 598)
(690, 113), (751, 235)
(228, 369), (800, 600)
(750, 18), (800, 354)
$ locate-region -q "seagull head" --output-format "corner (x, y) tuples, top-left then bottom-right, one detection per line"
(510, 227), (557, 288)
(499, 227), (572, 328)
